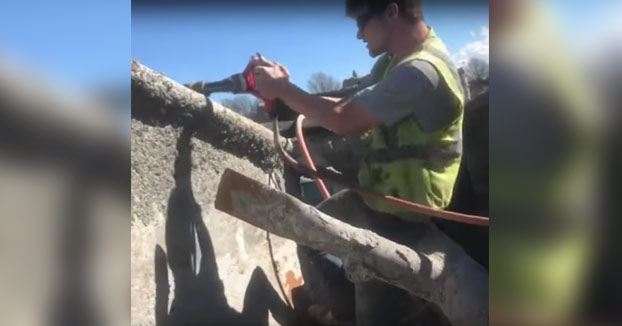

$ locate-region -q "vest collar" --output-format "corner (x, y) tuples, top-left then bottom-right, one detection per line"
(390, 26), (438, 69)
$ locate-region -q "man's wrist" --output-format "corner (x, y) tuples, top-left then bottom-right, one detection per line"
(276, 81), (298, 102)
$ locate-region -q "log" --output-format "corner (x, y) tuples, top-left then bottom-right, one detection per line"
(215, 168), (488, 326)
(131, 59), (291, 171)
(131, 60), (367, 178)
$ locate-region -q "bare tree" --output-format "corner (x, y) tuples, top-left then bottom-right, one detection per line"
(306, 72), (341, 94)
(462, 58), (489, 98)
(463, 58), (489, 83)
(220, 95), (257, 115)
(220, 95), (270, 123)
(458, 67), (472, 101)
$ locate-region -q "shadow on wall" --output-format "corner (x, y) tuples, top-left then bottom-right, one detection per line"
(154, 127), (296, 326)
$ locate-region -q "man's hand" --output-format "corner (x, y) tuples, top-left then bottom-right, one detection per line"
(243, 53), (274, 74)
(253, 63), (290, 99)
(244, 53), (291, 100)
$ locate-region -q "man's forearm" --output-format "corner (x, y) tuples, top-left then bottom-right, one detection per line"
(277, 82), (348, 134)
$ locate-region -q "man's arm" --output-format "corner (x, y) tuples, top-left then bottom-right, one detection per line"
(279, 60), (439, 135)
(249, 56), (379, 135)
(251, 56), (439, 135)
(277, 84), (380, 135)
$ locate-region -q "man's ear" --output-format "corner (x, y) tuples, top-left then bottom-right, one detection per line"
(385, 2), (400, 20)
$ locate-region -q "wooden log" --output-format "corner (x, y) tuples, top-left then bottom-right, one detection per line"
(215, 168), (488, 326)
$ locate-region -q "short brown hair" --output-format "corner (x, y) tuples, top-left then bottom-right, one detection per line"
(345, 0), (424, 23)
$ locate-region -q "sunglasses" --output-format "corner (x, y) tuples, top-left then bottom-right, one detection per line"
(356, 11), (375, 31)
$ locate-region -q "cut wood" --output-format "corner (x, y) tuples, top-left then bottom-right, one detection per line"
(215, 168), (488, 326)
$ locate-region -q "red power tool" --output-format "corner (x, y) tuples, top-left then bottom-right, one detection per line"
(184, 57), (280, 116)
(184, 53), (362, 120)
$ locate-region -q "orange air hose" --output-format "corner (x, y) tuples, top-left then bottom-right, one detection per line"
(295, 115), (331, 199)
(279, 116), (489, 227)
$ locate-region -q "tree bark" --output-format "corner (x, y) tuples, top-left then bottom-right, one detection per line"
(131, 59), (291, 172)
(215, 168), (488, 326)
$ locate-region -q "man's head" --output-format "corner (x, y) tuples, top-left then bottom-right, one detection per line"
(346, 0), (424, 57)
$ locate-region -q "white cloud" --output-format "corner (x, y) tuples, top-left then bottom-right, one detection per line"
(453, 26), (489, 68)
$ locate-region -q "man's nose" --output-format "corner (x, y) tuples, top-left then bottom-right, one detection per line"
(356, 29), (363, 40)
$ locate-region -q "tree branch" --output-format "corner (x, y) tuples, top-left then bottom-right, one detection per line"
(131, 59), (291, 171)
(215, 168), (489, 326)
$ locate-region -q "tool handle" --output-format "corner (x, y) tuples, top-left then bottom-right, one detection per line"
(244, 70), (277, 115)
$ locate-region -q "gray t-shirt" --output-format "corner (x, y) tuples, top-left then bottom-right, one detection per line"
(352, 60), (459, 132)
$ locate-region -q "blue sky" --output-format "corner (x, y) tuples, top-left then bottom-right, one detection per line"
(131, 3), (489, 103)
(0, 0), (130, 92)
(1, 0), (618, 103)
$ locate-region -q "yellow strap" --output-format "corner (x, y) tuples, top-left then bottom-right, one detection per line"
(393, 28), (465, 106)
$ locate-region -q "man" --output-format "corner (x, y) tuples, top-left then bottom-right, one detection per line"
(249, 0), (465, 324)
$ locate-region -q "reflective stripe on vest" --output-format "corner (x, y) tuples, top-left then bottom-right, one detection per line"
(364, 141), (461, 163)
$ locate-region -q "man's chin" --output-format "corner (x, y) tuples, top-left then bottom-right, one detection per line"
(368, 49), (381, 58)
